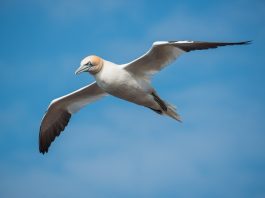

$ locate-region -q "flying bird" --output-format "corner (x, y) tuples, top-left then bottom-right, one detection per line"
(39, 40), (250, 154)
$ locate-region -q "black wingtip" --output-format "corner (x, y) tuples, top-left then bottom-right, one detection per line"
(245, 40), (252, 44)
(39, 149), (47, 155)
(39, 128), (47, 155)
(238, 40), (252, 45)
(38, 110), (71, 155)
(39, 146), (47, 155)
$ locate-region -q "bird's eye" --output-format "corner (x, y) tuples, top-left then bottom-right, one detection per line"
(86, 61), (93, 66)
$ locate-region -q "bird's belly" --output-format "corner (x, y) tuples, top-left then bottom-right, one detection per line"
(97, 75), (154, 107)
(108, 84), (154, 107)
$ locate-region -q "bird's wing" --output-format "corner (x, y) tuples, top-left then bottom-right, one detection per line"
(124, 40), (250, 77)
(39, 82), (107, 154)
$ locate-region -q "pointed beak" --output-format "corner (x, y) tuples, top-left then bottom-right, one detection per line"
(75, 65), (89, 75)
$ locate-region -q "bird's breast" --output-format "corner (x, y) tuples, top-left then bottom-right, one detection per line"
(95, 66), (152, 103)
(96, 69), (136, 92)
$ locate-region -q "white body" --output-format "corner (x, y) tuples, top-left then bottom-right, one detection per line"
(94, 61), (158, 109)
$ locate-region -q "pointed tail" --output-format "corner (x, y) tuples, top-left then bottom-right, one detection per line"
(151, 92), (181, 122)
(163, 102), (182, 122)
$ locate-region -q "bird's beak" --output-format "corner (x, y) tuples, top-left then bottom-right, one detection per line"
(75, 65), (89, 75)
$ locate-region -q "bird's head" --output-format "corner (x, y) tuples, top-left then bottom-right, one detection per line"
(75, 55), (103, 75)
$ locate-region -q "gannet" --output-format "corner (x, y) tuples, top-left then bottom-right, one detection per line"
(39, 40), (250, 154)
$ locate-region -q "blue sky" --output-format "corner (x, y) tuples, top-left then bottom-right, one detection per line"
(0, 0), (265, 197)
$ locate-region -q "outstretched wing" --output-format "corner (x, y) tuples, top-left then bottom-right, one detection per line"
(39, 82), (107, 154)
(124, 40), (250, 77)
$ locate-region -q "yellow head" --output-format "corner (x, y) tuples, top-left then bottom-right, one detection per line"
(75, 55), (103, 75)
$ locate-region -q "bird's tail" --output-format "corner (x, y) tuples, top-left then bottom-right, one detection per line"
(150, 92), (181, 122)
(163, 102), (182, 122)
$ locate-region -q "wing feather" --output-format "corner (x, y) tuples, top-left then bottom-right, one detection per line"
(124, 40), (250, 77)
(39, 82), (107, 154)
